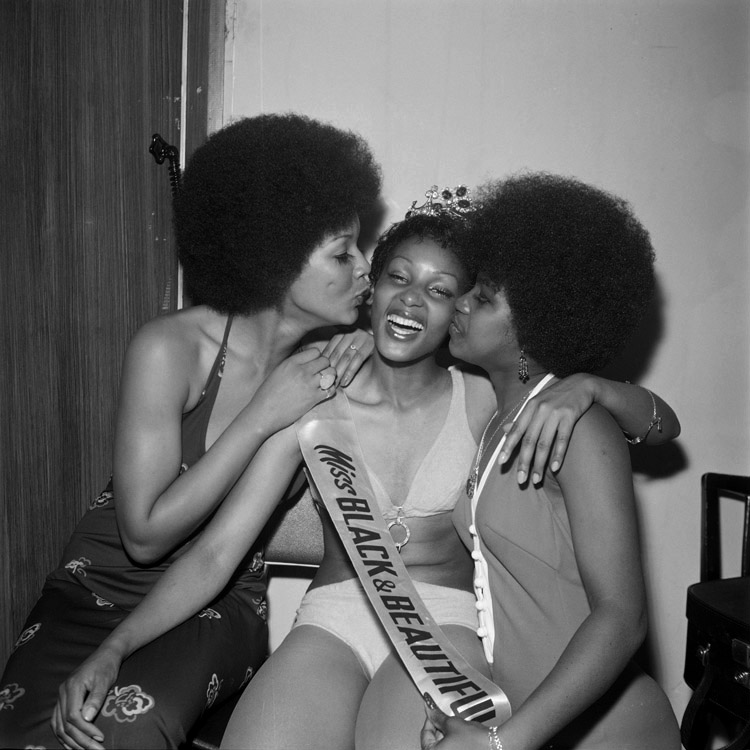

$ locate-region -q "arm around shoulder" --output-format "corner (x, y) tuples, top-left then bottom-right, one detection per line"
(490, 372), (680, 488)
(586, 375), (680, 444)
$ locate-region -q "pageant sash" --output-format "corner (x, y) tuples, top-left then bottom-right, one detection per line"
(296, 394), (512, 726)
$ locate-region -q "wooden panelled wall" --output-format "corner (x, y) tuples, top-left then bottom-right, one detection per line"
(0, 0), (189, 669)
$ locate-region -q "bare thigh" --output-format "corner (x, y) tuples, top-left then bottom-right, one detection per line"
(220, 624), (369, 750)
(354, 625), (491, 750)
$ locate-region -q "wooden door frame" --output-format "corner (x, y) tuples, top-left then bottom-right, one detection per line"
(179, 0), (227, 307)
(0, 0), (226, 671)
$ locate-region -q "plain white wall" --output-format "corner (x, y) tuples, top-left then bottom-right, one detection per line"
(221, 0), (749, 723)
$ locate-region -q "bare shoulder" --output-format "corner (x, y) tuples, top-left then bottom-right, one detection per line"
(126, 311), (195, 369)
(129, 306), (227, 363)
(452, 365), (496, 441)
(121, 307), (224, 407)
(569, 402), (626, 446)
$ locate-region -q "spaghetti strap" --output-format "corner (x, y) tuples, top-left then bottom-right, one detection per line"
(220, 314), (234, 355)
(181, 315), (235, 463)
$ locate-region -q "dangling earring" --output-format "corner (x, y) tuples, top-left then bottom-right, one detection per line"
(518, 351), (529, 383)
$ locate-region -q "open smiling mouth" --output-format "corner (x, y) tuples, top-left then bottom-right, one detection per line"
(386, 313), (424, 335)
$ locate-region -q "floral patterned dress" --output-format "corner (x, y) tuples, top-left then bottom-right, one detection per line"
(0, 317), (269, 749)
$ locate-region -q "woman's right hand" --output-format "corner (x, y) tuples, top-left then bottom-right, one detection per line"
(51, 646), (122, 750)
(420, 706), (489, 749)
(317, 328), (373, 386)
(253, 347), (338, 431)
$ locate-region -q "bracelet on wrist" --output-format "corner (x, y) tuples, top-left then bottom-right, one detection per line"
(623, 385), (663, 445)
(488, 725), (503, 750)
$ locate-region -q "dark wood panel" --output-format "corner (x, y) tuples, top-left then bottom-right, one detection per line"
(0, 0), (183, 668)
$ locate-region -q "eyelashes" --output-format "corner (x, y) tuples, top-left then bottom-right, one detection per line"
(387, 273), (455, 300)
(432, 287), (454, 299)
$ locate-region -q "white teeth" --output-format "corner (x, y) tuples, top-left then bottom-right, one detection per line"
(387, 313), (424, 332)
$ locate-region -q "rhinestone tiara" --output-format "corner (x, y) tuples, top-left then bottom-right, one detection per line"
(405, 184), (474, 219)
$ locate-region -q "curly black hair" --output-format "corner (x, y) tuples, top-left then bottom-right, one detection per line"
(468, 173), (655, 377)
(369, 213), (473, 290)
(173, 113), (382, 314)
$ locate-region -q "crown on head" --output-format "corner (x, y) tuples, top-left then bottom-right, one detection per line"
(405, 184), (474, 220)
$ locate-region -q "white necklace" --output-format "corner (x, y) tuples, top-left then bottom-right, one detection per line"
(465, 391), (531, 500)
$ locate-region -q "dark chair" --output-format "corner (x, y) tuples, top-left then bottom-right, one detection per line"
(186, 693), (243, 750)
(680, 473), (750, 750)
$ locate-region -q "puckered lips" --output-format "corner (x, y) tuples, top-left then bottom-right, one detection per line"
(449, 314), (464, 338)
(386, 311), (425, 337)
(353, 282), (372, 307)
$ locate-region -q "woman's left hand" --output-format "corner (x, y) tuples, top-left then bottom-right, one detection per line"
(315, 328), (374, 387)
(420, 706), (489, 750)
(498, 373), (595, 485)
(51, 645), (122, 750)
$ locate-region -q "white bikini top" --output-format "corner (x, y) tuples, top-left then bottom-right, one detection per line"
(363, 368), (478, 521)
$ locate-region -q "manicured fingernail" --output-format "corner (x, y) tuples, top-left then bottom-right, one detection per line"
(517, 470), (527, 484)
(498, 451), (508, 464)
(551, 460), (560, 472)
(532, 473), (541, 485)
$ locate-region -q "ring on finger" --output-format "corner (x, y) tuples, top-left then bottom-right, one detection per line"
(319, 370), (336, 391)
(349, 344), (358, 351)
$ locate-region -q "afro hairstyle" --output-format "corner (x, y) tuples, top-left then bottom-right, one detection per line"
(173, 113), (382, 314)
(468, 173), (655, 377)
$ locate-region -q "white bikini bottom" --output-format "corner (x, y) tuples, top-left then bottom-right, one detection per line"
(292, 578), (478, 678)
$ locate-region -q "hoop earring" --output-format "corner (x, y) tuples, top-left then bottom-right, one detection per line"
(518, 351), (529, 383)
